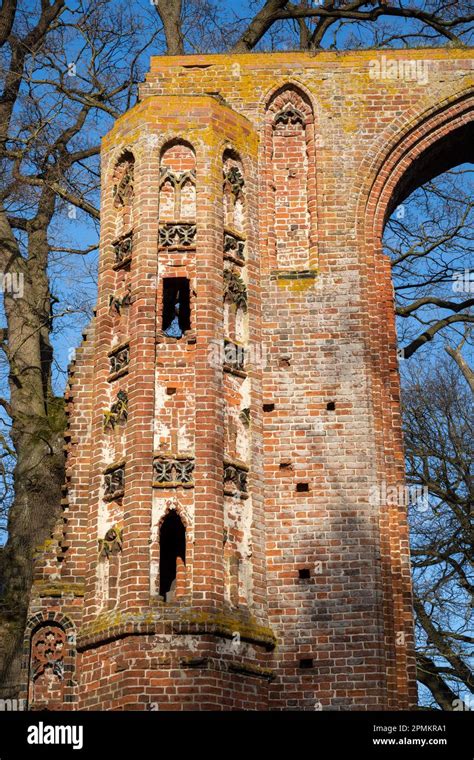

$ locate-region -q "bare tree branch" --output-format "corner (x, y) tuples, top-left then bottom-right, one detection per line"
(414, 599), (473, 693)
(403, 315), (474, 359)
(445, 335), (474, 393)
(231, 0), (291, 52)
(416, 654), (460, 711)
(397, 298), (474, 318)
(275, 3), (472, 44)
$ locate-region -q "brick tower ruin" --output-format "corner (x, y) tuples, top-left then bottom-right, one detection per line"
(21, 49), (473, 710)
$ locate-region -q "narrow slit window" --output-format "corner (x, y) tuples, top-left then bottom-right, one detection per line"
(159, 511), (186, 602)
(162, 278), (191, 338)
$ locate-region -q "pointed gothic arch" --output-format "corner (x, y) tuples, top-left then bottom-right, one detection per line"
(263, 84), (318, 271)
(158, 508), (187, 602)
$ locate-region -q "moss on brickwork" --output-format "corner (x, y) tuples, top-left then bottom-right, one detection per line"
(178, 609), (276, 649)
(79, 609), (127, 639)
(275, 272), (318, 292)
(33, 581), (84, 598)
(34, 538), (55, 553)
(76, 607), (276, 651)
(102, 96), (259, 160)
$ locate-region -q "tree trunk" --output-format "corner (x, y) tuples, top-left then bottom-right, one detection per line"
(0, 210), (65, 697)
(154, 0), (184, 55)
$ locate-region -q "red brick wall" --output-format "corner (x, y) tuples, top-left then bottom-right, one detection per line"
(22, 49), (474, 711)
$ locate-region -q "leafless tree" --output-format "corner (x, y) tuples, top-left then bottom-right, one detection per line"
(402, 358), (473, 710)
(386, 168), (474, 360)
(385, 167), (473, 707)
(0, 0), (472, 698)
(153, 1), (473, 54)
(0, 0), (160, 695)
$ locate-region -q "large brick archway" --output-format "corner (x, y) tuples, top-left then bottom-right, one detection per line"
(357, 88), (474, 708)
(364, 88), (474, 239)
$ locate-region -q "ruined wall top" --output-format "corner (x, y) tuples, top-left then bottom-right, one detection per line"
(139, 48), (473, 107)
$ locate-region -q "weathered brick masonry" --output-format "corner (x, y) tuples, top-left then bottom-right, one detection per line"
(22, 49), (473, 710)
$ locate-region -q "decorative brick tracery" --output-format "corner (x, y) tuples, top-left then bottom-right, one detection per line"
(103, 463), (125, 501)
(26, 618), (75, 708)
(112, 232), (133, 268)
(159, 142), (196, 221)
(108, 344), (129, 377)
(159, 222), (196, 247)
(224, 231), (245, 262)
(153, 456), (195, 487)
(31, 625), (65, 680)
(224, 460), (249, 497)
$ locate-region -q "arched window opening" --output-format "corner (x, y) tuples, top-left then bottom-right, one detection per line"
(159, 141), (196, 221)
(264, 85), (316, 271)
(159, 510), (186, 602)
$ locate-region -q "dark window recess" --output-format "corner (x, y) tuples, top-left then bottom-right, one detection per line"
(159, 511), (186, 602)
(299, 568), (311, 579)
(326, 401), (336, 411)
(263, 403), (275, 412)
(296, 482), (309, 492)
(299, 658), (314, 669)
(162, 278), (191, 338)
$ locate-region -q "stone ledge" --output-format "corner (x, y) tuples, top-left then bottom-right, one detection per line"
(76, 607), (277, 652)
(32, 581), (85, 599)
(228, 661), (275, 681)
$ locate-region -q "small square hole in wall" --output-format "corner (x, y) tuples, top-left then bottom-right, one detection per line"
(263, 403), (275, 412)
(166, 387), (177, 395)
(299, 658), (314, 669)
(326, 401), (336, 411)
(296, 482), (309, 493)
(279, 460), (292, 470)
(298, 568), (311, 579)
